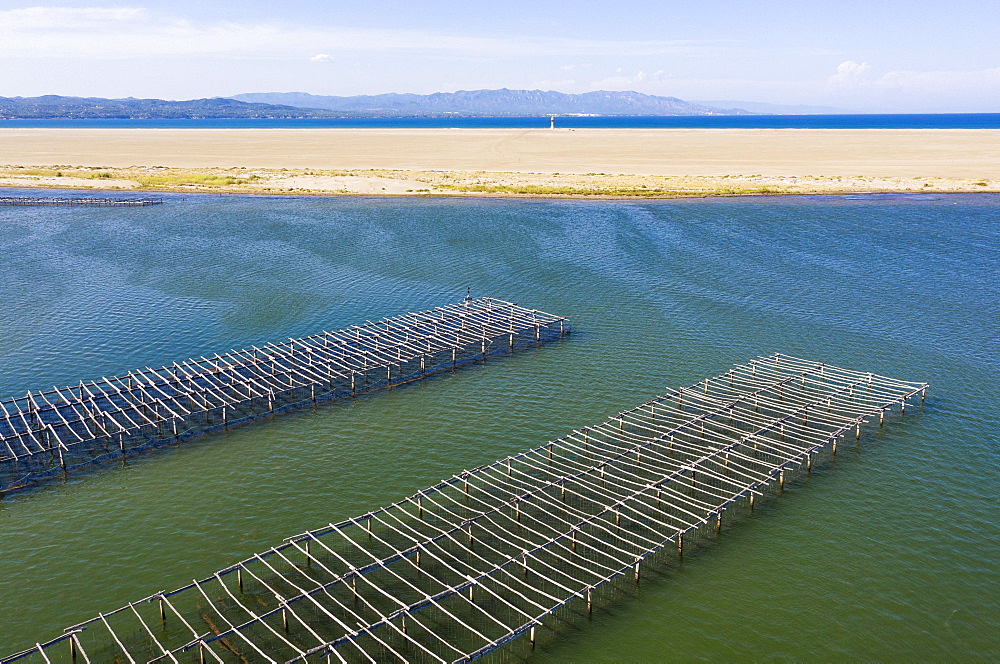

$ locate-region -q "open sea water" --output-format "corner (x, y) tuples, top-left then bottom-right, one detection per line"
(0, 113), (998, 129)
(0, 189), (997, 660)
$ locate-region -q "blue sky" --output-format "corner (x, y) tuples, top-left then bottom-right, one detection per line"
(1, 0), (997, 112)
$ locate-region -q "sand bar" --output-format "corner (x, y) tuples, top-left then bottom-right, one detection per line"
(1, 128), (997, 197)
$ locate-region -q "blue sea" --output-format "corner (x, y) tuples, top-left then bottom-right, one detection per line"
(0, 113), (998, 129)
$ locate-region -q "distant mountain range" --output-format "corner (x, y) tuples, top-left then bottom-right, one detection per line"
(231, 89), (750, 116)
(0, 95), (338, 119)
(0, 90), (777, 119)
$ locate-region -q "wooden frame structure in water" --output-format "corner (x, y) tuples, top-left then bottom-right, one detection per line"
(0, 297), (568, 495)
(0, 354), (927, 663)
(0, 196), (163, 207)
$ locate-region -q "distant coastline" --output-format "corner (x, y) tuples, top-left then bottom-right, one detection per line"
(1, 113), (998, 129)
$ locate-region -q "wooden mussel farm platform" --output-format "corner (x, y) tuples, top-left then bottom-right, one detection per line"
(0, 298), (568, 495)
(0, 196), (163, 207)
(1, 354), (927, 663)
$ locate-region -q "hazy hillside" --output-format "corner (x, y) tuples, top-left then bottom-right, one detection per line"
(692, 100), (851, 114)
(231, 89), (750, 116)
(0, 95), (337, 119)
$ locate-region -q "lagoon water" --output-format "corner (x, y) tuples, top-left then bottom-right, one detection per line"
(0, 190), (997, 659)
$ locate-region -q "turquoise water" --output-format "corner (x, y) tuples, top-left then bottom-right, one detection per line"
(0, 190), (997, 659)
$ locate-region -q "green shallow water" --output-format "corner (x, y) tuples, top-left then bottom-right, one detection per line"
(0, 190), (997, 660)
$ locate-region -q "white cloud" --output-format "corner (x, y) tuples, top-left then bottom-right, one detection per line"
(590, 69), (669, 91)
(531, 79), (578, 92)
(0, 6), (145, 29)
(0, 6), (733, 60)
(824, 60), (1000, 107)
(874, 66), (1000, 91)
(828, 60), (871, 86)
(310, 54), (333, 62)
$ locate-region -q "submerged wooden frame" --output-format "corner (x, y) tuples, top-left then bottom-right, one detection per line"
(0, 297), (568, 494)
(1, 354), (927, 663)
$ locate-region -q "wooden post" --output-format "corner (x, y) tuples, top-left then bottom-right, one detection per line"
(677, 534), (683, 557)
(530, 625), (536, 649)
(159, 597), (166, 622)
(587, 587), (592, 615)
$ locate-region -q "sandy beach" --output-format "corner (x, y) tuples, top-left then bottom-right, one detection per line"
(1, 128), (998, 197)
